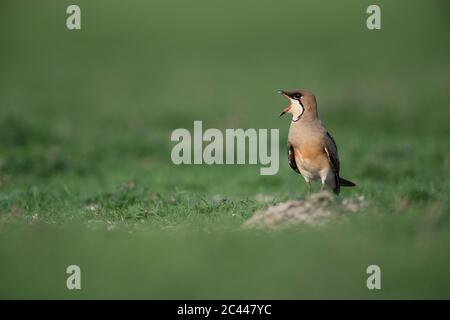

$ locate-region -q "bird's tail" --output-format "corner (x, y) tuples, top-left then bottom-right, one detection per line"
(339, 177), (356, 187)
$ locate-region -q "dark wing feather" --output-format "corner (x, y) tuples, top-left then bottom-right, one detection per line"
(325, 132), (340, 173)
(287, 143), (300, 174)
(324, 132), (341, 194)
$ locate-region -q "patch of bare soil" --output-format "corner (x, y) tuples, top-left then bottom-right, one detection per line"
(243, 191), (368, 229)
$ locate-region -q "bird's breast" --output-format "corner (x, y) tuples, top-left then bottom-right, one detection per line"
(293, 142), (330, 176)
(288, 119), (330, 178)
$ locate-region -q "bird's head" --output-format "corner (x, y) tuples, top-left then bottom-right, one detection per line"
(278, 89), (318, 122)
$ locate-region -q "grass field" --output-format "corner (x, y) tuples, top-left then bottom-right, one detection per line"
(0, 0), (449, 299)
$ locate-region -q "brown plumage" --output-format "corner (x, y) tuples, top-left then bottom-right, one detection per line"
(279, 89), (355, 194)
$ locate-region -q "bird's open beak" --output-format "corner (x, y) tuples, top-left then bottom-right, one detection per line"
(277, 90), (289, 98)
(278, 90), (290, 116)
(279, 107), (290, 117)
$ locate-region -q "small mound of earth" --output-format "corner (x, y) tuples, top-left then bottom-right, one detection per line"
(243, 191), (367, 229)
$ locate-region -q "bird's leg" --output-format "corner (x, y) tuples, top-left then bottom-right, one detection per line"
(307, 181), (312, 195)
(320, 183), (324, 192)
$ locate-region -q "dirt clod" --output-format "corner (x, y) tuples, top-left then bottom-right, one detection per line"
(243, 191), (368, 229)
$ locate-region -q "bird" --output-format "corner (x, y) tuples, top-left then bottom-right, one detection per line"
(278, 89), (356, 194)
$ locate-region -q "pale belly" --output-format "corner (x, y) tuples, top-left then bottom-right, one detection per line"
(294, 147), (331, 183)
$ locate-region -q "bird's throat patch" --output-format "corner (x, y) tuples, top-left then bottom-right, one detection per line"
(291, 100), (304, 122)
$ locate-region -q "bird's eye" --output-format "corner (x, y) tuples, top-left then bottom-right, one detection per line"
(294, 93), (301, 99)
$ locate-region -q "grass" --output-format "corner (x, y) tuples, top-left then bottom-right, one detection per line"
(0, 0), (449, 298)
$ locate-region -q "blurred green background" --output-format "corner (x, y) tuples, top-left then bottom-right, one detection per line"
(0, 0), (449, 299)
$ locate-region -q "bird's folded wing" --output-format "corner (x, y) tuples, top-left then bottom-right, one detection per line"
(287, 143), (300, 174)
(324, 132), (340, 174)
